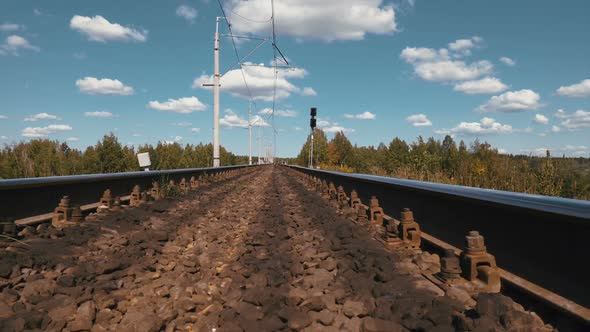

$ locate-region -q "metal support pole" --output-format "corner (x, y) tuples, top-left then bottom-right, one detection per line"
(248, 103), (252, 165)
(257, 126), (262, 164)
(213, 17), (221, 167)
(309, 129), (314, 168)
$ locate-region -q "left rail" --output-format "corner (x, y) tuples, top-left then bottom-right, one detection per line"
(0, 165), (254, 222)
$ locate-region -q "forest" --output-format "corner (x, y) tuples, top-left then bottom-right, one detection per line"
(291, 130), (590, 200)
(0, 133), (247, 179)
(1, 132), (589, 200)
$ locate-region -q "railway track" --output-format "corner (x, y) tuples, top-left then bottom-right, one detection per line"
(0, 165), (588, 331)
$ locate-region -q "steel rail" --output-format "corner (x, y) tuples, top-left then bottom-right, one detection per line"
(0, 165), (254, 221)
(287, 165), (590, 329)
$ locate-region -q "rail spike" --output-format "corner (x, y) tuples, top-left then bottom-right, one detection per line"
(398, 208), (421, 249)
(51, 196), (73, 228)
(130, 185), (142, 207)
(369, 196), (384, 225)
(151, 181), (162, 200)
(190, 176), (198, 190)
(328, 182), (337, 200)
(100, 189), (113, 208)
(460, 231), (501, 293)
(337, 186), (348, 208)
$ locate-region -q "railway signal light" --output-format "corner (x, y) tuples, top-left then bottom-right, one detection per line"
(309, 107), (317, 168)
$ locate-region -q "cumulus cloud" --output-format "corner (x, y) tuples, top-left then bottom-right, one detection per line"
(400, 47), (445, 63)
(499, 57), (516, 66)
(76, 77), (134, 95)
(400, 37), (493, 82)
(66, 137), (79, 142)
(0, 115), (7, 119)
(0, 35), (40, 56)
(85, 111), (114, 118)
(406, 114), (432, 127)
(21, 124), (72, 138)
(220, 109), (269, 128)
(191, 128), (200, 133)
(523, 146), (589, 157)
(176, 5), (198, 23)
(316, 119), (354, 134)
(301, 87), (317, 96)
(534, 114), (549, 125)
(193, 63), (308, 101)
(475, 89), (541, 113)
(70, 15), (147, 42)
(174, 121), (192, 127)
(555, 79), (590, 98)
(448, 36), (482, 56)
(228, 0), (396, 42)
(448, 117), (512, 136)
(344, 111), (376, 120)
(414, 60), (493, 82)
(551, 125), (561, 133)
(24, 113), (59, 122)
(453, 77), (508, 94)
(148, 97), (207, 114)
(258, 108), (298, 117)
(0, 23), (23, 32)
(554, 109), (590, 130)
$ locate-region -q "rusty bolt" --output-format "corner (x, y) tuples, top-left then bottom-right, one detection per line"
(400, 208), (414, 223)
(465, 231), (486, 255)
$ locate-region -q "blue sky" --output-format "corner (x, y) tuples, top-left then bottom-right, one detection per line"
(1, 0), (589, 158)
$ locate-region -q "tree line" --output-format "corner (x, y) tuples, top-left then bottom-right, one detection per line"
(291, 130), (590, 200)
(0, 133), (247, 179)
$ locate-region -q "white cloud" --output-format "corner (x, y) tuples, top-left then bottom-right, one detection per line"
(193, 63), (308, 101)
(258, 108), (298, 117)
(0, 35), (40, 56)
(499, 57), (516, 66)
(301, 87), (317, 96)
(85, 111), (114, 118)
(554, 109), (590, 130)
(316, 119), (354, 134)
(406, 114), (432, 127)
(551, 125), (561, 133)
(453, 77), (508, 94)
(70, 15), (147, 42)
(449, 117), (513, 136)
(0, 115), (7, 119)
(24, 113), (59, 122)
(475, 89), (541, 113)
(66, 137), (79, 142)
(176, 5), (198, 23)
(148, 97), (207, 114)
(344, 111), (376, 120)
(448, 36), (482, 56)
(555, 79), (590, 98)
(228, 0), (396, 42)
(220, 109), (269, 128)
(534, 114), (549, 125)
(21, 124), (72, 138)
(401, 37), (492, 82)
(294, 126), (303, 131)
(400, 47), (445, 63)
(414, 60), (493, 82)
(33, 9), (43, 16)
(174, 121), (192, 127)
(0, 23), (23, 32)
(76, 77), (134, 95)
(523, 146), (589, 157)
(191, 128), (200, 133)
